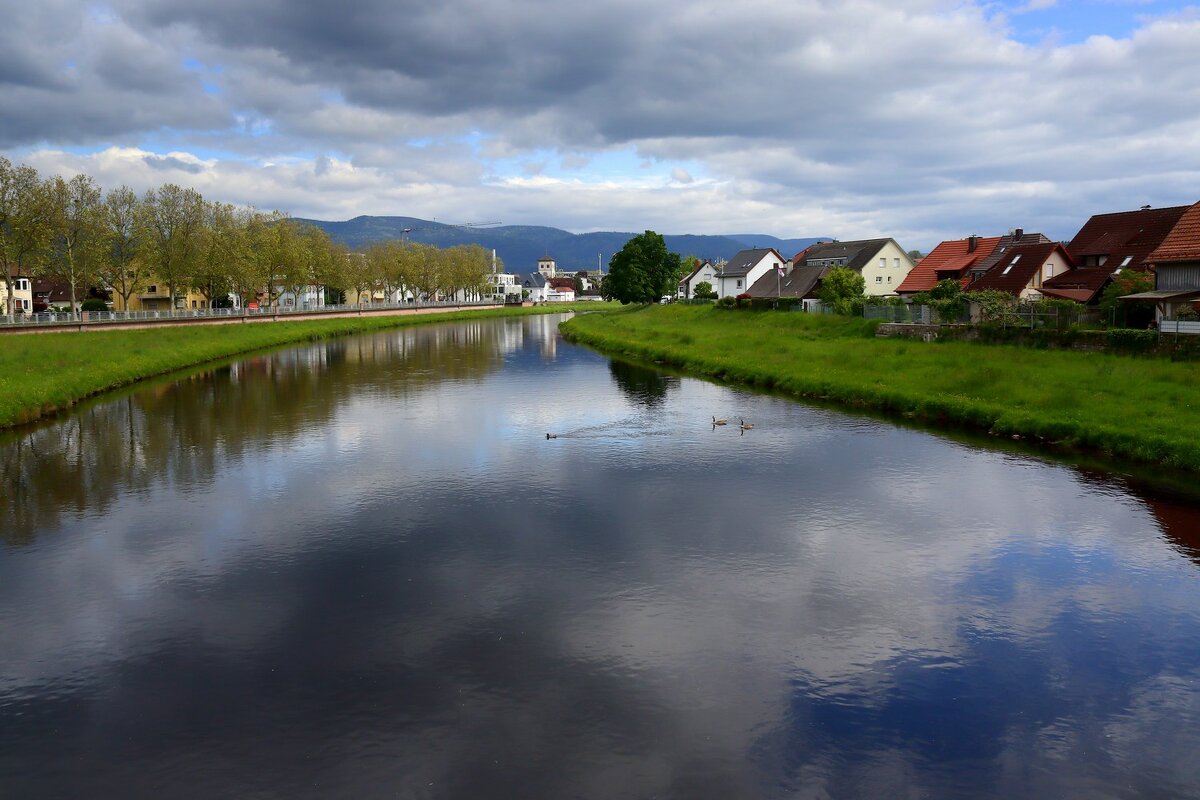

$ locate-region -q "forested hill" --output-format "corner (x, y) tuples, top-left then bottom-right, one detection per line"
(296, 215), (828, 273)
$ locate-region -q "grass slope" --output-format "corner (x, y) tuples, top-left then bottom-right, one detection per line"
(0, 304), (604, 430)
(561, 305), (1200, 471)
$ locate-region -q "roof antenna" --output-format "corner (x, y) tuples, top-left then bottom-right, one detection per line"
(1140, 204), (1151, 211)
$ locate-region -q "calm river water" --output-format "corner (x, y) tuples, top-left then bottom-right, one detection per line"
(2, 314), (1200, 799)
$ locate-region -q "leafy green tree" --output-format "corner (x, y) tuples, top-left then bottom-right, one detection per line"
(817, 266), (865, 310)
(693, 280), (716, 300)
(99, 186), (145, 312)
(929, 278), (962, 300)
(140, 183), (206, 312)
(907, 249), (923, 261)
(604, 230), (682, 304)
(45, 173), (104, 318)
(0, 158), (53, 318)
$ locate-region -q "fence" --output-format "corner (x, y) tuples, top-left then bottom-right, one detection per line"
(863, 304), (957, 324)
(1160, 319), (1200, 335)
(866, 302), (1085, 330)
(0, 298), (501, 329)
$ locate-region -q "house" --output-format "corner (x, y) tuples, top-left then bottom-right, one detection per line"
(895, 235), (1002, 297)
(488, 272), (522, 300)
(962, 229), (1052, 286)
(276, 285), (325, 309)
(969, 241), (1073, 299)
(537, 256), (557, 278)
(1041, 205), (1191, 304)
(0, 275), (33, 314)
(546, 277), (577, 301)
(520, 272), (550, 301)
(746, 266), (830, 306)
(793, 238), (915, 296)
(1125, 201), (1200, 319)
(113, 280), (212, 312)
(678, 259), (721, 299)
(714, 248), (787, 298)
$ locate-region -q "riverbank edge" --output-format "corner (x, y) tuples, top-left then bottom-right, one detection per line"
(559, 307), (1200, 473)
(0, 303), (602, 431)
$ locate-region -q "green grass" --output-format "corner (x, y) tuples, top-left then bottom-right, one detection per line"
(561, 305), (1200, 471)
(0, 303), (610, 429)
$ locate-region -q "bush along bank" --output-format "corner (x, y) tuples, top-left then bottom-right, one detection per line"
(559, 304), (1200, 472)
(0, 303), (604, 430)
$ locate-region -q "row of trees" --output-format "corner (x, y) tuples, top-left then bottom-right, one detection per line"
(0, 157), (497, 319)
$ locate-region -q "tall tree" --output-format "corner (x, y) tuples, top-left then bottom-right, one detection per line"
(0, 158), (53, 318)
(140, 184), (206, 313)
(604, 230), (682, 304)
(99, 186), (146, 312)
(45, 173), (104, 317)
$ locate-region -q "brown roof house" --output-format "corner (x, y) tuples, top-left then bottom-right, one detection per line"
(896, 235), (1002, 296)
(746, 266), (830, 307)
(970, 241), (1073, 299)
(1125, 201), (1200, 320)
(963, 229), (1052, 286)
(1042, 204), (1191, 304)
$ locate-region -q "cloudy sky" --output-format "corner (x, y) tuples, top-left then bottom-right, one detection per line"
(2, 0), (1198, 249)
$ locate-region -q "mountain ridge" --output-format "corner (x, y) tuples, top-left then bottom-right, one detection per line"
(296, 215), (829, 273)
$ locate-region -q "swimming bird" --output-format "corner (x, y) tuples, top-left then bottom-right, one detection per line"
(739, 418), (754, 430)
(712, 416), (728, 426)
(546, 433), (557, 439)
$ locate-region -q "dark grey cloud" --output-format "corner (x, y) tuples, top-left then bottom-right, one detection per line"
(3, 0), (1200, 245)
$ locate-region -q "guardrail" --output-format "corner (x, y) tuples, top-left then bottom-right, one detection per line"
(0, 299), (510, 328)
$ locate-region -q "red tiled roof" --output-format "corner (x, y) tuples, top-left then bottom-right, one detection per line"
(895, 236), (1001, 294)
(971, 242), (1070, 296)
(1147, 202), (1200, 264)
(1068, 204), (1190, 270)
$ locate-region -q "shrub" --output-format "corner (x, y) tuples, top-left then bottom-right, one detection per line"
(80, 299), (109, 312)
(1107, 328), (1158, 352)
(736, 292), (752, 309)
(717, 295), (737, 308)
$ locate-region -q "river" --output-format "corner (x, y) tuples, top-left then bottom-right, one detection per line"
(2, 313), (1199, 799)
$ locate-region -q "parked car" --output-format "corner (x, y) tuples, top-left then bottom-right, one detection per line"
(659, 295), (672, 304)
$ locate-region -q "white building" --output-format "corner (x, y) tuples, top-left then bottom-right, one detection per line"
(537, 257), (557, 278)
(678, 259), (721, 299)
(715, 249), (787, 299)
(0, 276), (33, 313)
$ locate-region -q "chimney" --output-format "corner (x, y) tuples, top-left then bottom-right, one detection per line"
(967, 235), (978, 253)
(1014, 228), (1024, 240)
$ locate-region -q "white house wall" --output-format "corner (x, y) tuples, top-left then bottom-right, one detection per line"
(718, 253), (785, 298)
(859, 241), (915, 297)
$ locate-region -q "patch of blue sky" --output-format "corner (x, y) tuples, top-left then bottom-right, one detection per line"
(997, 0), (1195, 44)
(489, 145), (706, 184)
(202, 82), (221, 95)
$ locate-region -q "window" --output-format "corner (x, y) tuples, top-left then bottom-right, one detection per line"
(148, 285), (157, 293)
(893, 258), (900, 268)
(1001, 254), (1020, 275)
(876, 276), (883, 283)
(15, 278), (29, 291)
(879, 258), (886, 269)
(736, 280), (742, 289)
(1120, 256), (1132, 267)
(887, 276), (892, 283)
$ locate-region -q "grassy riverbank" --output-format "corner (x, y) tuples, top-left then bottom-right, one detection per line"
(561, 305), (1200, 470)
(0, 303), (606, 430)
